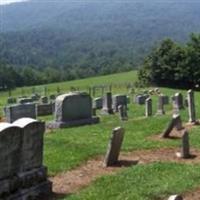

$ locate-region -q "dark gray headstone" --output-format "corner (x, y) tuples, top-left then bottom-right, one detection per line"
(112, 95), (127, 112)
(93, 97), (103, 109)
(4, 104), (36, 123)
(104, 127), (125, 167)
(36, 103), (54, 116)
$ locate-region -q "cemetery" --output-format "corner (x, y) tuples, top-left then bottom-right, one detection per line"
(0, 71), (200, 200)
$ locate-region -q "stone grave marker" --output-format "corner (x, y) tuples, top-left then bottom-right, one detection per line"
(112, 95), (127, 112)
(156, 94), (165, 115)
(48, 92), (99, 128)
(118, 105), (128, 121)
(4, 103), (36, 123)
(103, 127), (125, 167)
(187, 89), (196, 123)
(176, 130), (190, 159)
(93, 97), (103, 109)
(145, 97), (152, 117)
(102, 92), (114, 114)
(161, 114), (183, 138)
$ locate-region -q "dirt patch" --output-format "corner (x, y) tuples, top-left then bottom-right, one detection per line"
(184, 187), (200, 200)
(50, 147), (200, 199)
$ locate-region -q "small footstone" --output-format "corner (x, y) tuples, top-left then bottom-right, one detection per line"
(168, 194), (183, 200)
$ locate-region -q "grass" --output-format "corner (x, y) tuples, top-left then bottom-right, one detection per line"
(1, 70), (200, 199)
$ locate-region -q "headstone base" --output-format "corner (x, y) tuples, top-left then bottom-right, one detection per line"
(47, 116), (100, 128)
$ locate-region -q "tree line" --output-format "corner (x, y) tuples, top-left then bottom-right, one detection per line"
(138, 33), (200, 89)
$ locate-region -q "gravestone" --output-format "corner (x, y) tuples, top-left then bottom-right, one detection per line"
(162, 95), (169, 105)
(118, 105), (128, 121)
(145, 98), (152, 117)
(36, 103), (54, 116)
(102, 92), (114, 114)
(135, 94), (149, 105)
(18, 97), (33, 104)
(48, 92), (99, 128)
(112, 95), (127, 112)
(162, 114), (183, 138)
(4, 103), (36, 123)
(156, 94), (165, 115)
(0, 123), (22, 196)
(187, 89), (196, 123)
(41, 96), (48, 104)
(93, 97), (103, 109)
(0, 119), (52, 199)
(103, 127), (125, 167)
(172, 93), (184, 113)
(176, 130), (190, 159)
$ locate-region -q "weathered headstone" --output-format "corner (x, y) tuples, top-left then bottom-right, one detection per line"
(0, 119), (52, 199)
(103, 127), (125, 167)
(156, 94), (165, 115)
(176, 130), (190, 159)
(118, 105), (128, 121)
(112, 95), (127, 112)
(37, 103), (54, 116)
(93, 97), (103, 109)
(145, 97), (152, 117)
(172, 93), (184, 113)
(187, 89), (196, 123)
(48, 92), (99, 128)
(162, 114), (183, 138)
(102, 92), (113, 114)
(4, 103), (36, 123)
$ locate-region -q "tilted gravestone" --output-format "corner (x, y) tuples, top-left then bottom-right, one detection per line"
(118, 105), (128, 121)
(176, 130), (190, 159)
(103, 127), (125, 167)
(161, 114), (183, 138)
(187, 89), (196, 123)
(102, 92), (114, 114)
(48, 92), (99, 128)
(112, 95), (127, 112)
(0, 119), (52, 199)
(4, 103), (36, 123)
(93, 97), (103, 109)
(145, 98), (152, 117)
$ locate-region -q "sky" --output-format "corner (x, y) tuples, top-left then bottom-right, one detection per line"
(0, 0), (29, 5)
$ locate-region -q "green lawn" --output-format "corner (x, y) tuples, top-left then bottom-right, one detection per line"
(1, 71), (200, 199)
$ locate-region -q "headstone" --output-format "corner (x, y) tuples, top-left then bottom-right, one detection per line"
(145, 98), (152, 117)
(0, 119), (52, 199)
(18, 97), (33, 104)
(102, 92), (113, 114)
(103, 127), (125, 167)
(118, 105), (128, 121)
(93, 97), (103, 109)
(112, 95), (127, 112)
(168, 195), (183, 200)
(41, 96), (48, 104)
(187, 89), (196, 123)
(4, 103), (36, 123)
(176, 130), (190, 159)
(48, 92), (99, 128)
(162, 114), (183, 138)
(172, 93), (184, 113)
(36, 103), (54, 116)
(135, 94), (149, 105)
(162, 95), (169, 105)
(156, 94), (165, 115)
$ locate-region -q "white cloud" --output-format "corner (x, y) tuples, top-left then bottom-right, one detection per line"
(0, 0), (29, 5)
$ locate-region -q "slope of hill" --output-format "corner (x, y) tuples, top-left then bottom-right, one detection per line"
(0, 0), (200, 77)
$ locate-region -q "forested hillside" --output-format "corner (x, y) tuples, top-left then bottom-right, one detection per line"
(0, 0), (200, 88)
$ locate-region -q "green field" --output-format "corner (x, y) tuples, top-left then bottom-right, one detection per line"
(1, 70), (200, 199)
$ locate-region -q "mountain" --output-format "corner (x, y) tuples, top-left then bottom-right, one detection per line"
(0, 0), (200, 76)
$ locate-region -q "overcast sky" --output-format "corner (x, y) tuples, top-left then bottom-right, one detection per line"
(0, 0), (29, 5)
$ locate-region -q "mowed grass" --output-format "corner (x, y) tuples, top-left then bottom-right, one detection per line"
(1, 70), (200, 199)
